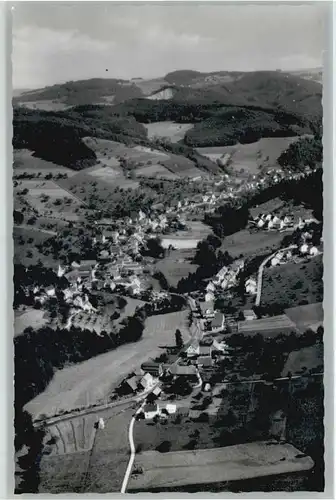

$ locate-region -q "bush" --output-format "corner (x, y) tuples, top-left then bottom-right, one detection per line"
(156, 440), (171, 453)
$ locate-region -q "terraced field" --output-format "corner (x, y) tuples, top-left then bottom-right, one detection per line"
(40, 403), (135, 493)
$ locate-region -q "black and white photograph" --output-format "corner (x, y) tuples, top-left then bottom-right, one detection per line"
(12, 1), (326, 495)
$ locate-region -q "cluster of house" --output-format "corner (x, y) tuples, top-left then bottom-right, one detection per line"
(184, 337), (230, 367)
(269, 243), (320, 269)
(204, 259), (245, 301)
(251, 213), (293, 231)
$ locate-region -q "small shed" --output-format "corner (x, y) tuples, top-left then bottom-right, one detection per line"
(243, 309), (257, 321)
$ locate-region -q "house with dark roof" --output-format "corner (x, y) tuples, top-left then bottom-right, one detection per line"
(210, 312), (225, 332)
(168, 365), (198, 377)
(143, 403), (160, 420)
(197, 356), (213, 367)
(141, 362), (163, 377)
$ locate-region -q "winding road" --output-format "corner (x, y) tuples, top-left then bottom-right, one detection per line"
(120, 298), (203, 493)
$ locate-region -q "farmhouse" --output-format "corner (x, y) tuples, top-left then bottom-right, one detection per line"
(120, 375), (141, 395)
(168, 364), (198, 377)
(143, 403), (160, 420)
(139, 373), (155, 390)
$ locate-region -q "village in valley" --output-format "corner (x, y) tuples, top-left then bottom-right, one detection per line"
(13, 3), (325, 494)
(14, 145), (324, 493)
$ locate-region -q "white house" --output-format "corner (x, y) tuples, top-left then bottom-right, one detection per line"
(245, 277), (257, 295)
(46, 285), (56, 297)
(257, 219), (265, 228)
(165, 404), (177, 415)
(300, 243), (309, 254)
(205, 292), (215, 303)
(57, 264), (66, 278)
(309, 246), (319, 256)
(98, 418), (105, 429)
(271, 256), (281, 267)
(206, 282), (216, 293)
(186, 344), (200, 357)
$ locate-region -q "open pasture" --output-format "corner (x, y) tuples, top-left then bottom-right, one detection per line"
(134, 164), (179, 179)
(83, 136), (205, 179)
(161, 220), (212, 249)
(196, 137), (302, 176)
(284, 302), (323, 334)
(133, 78), (168, 96)
(17, 100), (70, 112)
(220, 229), (287, 259)
(155, 248), (197, 287)
(144, 121), (194, 143)
(129, 442), (313, 491)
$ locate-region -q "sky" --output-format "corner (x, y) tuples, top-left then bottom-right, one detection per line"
(11, 2), (326, 90)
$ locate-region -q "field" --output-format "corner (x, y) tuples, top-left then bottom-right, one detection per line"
(282, 344), (323, 377)
(14, 307), (49, 337)
(83, 136), (205, 179)
(155, 249), (197, 287)
(25, 310), (190, 419)
(16, 100), (70, 112)
(69, 297), (145, 334)
(261, 255), (323, 309)
(284, 302), (323, 334)
(143, 122), (194, 143)
(196, 137), (303, 176)
(134, 164), (179, 179)
(220, 229), (288, 259)
(238, 315), (298, 337)
(14, 178), (84, 222)
(129, 442), (313, 491)
(13, 226), (58, 267)
(13, 149), (78, 177)
(161, 220), (212, 250)
(39, 403), (135, 493)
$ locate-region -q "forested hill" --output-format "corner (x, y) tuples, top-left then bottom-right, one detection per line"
(13, 70), (322, 120)
(13, 70), (322, 168)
